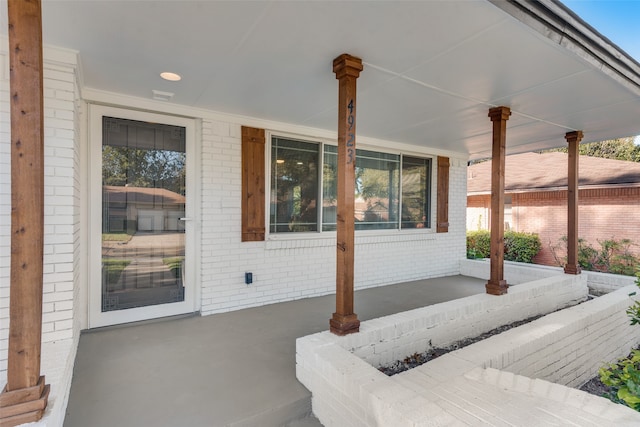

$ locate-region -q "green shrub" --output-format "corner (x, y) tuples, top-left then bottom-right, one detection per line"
(550, 236), (639, 275)
(599, 239), (638, 276)
(504, 231), (541, 263)
(466, 230), (541, 263)
(599, 349), (640, 409)
(600, 272), (640, 411)
(626, 273), (640, 326)
(466, 231), (491, 259)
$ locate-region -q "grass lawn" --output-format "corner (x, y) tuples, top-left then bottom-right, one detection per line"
(102, 233), (133, 243)
(163, 257), (184, 278)
(102, 258), (132, 285)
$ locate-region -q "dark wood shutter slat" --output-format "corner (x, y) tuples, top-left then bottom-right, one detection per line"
(437, 156), (449, 233)
(241, 126), (265, 241)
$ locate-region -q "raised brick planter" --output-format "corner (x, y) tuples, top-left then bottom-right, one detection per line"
(297, 275), (640, 426)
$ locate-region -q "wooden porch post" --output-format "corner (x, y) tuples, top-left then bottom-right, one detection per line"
(330, 54), (362, 336)
(0, 1), (50, 426)
(485, 106), (511, 296)
(564, 130), (583, 275)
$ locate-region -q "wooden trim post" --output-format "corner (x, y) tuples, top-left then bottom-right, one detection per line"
(436, 156), (450, 233)
(241, 126), (266, 242)
(330, 54), (362, 336)
(485, 106), (511, 296)
(0, 1), (50, 426)
(564, 130), (583, 275)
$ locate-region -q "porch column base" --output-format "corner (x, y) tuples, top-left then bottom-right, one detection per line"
(485, 280), (508, 296)
(330, 313), (360, 336)
(0, 376), (49, 427)
(564, 264), (582, 275)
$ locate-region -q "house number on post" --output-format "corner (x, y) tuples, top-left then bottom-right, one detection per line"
(347, 99), (355, 164)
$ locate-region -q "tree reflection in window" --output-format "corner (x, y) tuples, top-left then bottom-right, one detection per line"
(270, 138), (319, 232)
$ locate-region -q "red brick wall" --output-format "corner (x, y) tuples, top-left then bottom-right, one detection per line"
(468, 187), (640, 267)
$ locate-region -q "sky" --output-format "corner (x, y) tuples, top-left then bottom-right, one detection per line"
(562, 0), (640, 62)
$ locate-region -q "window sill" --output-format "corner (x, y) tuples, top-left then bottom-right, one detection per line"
(265, 229), (436, 250)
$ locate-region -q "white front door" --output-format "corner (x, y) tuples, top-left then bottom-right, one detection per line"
(89, 106), (197, 328)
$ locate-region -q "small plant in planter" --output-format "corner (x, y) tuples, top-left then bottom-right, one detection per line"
(599, 272), (640, 410)
(599, 349), (640, 409)
(627, 273), (640, 326)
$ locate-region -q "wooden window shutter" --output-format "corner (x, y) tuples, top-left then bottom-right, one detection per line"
(241, 126), (266, 241)
(436, 156), (449, 233)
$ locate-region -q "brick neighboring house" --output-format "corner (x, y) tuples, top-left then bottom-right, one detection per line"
(467, 152), (640, 266)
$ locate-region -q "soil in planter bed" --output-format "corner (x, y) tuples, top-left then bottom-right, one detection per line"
(579, 375), (612, 397)
(379, 314), (545, 376)
(378, 305), (630, 406)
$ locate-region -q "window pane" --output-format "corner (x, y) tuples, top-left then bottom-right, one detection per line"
(322, 146), (400, 231)
(401, 155), (431, 229)
(322, 146), (338, 231)
(356, 150), (400, 230)
(270, 138), (319, 232)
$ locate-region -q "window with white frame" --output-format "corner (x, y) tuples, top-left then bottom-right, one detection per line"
(269, 136), (432, 233)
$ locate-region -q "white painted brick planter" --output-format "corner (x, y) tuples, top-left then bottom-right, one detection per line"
(297, 275), (640, 426)
(461, 258), (638, 297)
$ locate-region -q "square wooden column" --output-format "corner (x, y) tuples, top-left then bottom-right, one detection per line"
(330, 54), (362, 336)
(1, 1), (50, 426)
(486, 106), (511, 296)
(564, 130), (583, 275)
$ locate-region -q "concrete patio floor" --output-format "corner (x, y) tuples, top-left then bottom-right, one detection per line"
(63, 275), (486, 427)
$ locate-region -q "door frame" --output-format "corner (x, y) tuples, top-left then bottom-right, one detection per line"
(88, 105), (199, 328)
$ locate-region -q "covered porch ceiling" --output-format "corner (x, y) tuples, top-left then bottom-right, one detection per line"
(3, 0), (640, 160)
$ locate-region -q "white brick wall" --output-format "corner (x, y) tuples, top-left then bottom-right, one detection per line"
(586, 270), (637, 296)
(344, 273), (588, 368)
(461, 258), (639, 296)
(200, 120), (468, 315)
(42, 62), (79, 346)
(0, 47), (80, 393)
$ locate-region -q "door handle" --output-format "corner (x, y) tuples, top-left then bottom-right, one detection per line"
(179, 217), (192, 221)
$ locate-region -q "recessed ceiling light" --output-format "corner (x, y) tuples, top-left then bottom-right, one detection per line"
(160, 72), (181, 81)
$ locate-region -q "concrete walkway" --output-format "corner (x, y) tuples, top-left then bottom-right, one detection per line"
(63, 275), (485, 427)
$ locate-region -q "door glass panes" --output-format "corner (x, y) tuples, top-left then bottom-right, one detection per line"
(401, 156), (431, 229)
(323, 146), (400, 231)
(270, 137), (319, 232)
(101, 116), (186, 312)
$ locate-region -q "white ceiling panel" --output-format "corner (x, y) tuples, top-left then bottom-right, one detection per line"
(404, 18), (590, 105)
(496, 70), (636, 124)
(1, 0), (638, 160)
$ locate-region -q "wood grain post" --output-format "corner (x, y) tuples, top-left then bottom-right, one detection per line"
(241, 126), (266, 242)
(330, 54), (362, 336)
(436, 156), (450, 233)
(485, 106), (511, 296)
(0, 1), (50, 426)
(564, 130), (583, 275)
